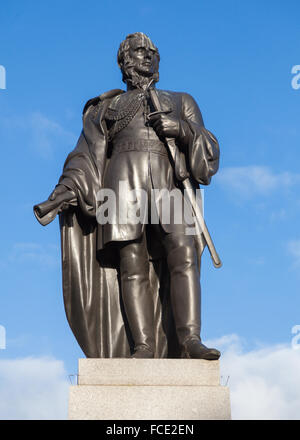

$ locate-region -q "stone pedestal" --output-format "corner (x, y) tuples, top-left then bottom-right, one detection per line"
(68, 359), (231, 420)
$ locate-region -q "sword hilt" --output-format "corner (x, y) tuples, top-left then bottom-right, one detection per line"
(146, 109), (172, 121)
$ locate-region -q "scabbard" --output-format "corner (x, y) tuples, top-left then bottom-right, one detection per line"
(148, 87), (222, 269)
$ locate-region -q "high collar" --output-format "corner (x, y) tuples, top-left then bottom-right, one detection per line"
(126, 78), (157, 92)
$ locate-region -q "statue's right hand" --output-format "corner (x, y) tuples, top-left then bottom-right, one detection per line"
(49, 185), (74, 201)
(34, 185), (76, 224)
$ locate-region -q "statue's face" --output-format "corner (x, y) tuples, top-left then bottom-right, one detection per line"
(128, 37), (157, 77)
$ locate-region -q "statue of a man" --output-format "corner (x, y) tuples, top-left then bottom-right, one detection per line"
(34, 33), (221, 360)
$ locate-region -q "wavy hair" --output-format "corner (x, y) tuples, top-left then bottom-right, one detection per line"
(117, 32), (160, 87)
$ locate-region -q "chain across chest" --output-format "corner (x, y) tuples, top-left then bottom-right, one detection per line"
(106, 92), (150, 140)
(105, 91), (174, 141)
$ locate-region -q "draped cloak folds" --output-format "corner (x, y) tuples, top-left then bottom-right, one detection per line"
(34, 88), (220, 358)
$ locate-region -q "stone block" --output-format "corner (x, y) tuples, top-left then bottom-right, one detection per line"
(68, 359), (231, 420)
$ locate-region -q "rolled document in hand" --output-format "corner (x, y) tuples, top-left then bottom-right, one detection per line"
(33, 191), (76, 226)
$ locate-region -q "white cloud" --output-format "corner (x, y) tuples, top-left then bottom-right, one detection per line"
(287, 240), (300, 268)
(2, 337), (300, 420)
(216, 166), (300, 197)
(8, 242), (60, 267)
(29, 112), (76, 158)
(0, 357), (69, 419)
(205, 334), (300, 419)
(270, 208), (287, 222)
(0, 112), (76, 158)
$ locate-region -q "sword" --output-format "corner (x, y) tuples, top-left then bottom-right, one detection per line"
(147, 87), (222, 269)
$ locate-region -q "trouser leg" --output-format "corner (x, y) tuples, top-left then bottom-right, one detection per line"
(119, 232), (155, 357)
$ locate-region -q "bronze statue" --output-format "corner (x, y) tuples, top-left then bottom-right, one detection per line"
(34, 33), (221, 360)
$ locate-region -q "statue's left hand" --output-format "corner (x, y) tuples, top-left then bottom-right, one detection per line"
(149, 113), (181, 139)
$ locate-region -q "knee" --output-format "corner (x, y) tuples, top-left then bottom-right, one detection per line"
(167, 244), (197, 274)
(119, 243), (149, 280)
(163, 234), (197, 272)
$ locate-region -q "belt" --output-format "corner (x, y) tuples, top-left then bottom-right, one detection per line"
(112, 139), (168, 156)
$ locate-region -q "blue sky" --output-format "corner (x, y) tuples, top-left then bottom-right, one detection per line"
(0, 0), (300, 419)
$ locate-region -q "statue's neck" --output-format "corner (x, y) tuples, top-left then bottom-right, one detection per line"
(126, 76), (155, 92)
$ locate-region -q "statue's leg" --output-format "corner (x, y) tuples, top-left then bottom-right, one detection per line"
(161, 231), (220, 360)
(119, 232), (155, 358)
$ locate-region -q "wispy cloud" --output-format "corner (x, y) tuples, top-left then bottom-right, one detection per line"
(270, 208), (287, 222)
(1, 112), (76, 159)
(287, 240), (300, 268)
(8, 242), (60, 267)
(216, 166), (300, 197)
(206, 334), (300, 419)
(29, 112), (76, 158)
(0, 356), (69, 419)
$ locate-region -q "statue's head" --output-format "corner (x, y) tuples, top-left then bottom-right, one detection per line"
(117, 32), (160, 87)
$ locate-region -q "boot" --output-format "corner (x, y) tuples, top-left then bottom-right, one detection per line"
(167, 243), (220, 360)
(119, 240), (155, 358)
(182, 337), (220, 360)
